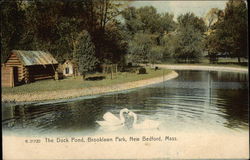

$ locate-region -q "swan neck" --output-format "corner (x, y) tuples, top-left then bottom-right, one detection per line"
(119, 110), (125, 123)
(132, 112), (137, 125)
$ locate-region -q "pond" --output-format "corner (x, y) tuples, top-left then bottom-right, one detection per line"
(2, 70), (248, 136)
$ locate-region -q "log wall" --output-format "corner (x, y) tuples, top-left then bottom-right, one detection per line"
(5, 53), (24, 82)
(1, 66), (13, 87)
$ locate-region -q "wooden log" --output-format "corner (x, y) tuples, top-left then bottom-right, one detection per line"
(10, 67), (14, 87)
(1, 66), (12, 87)
(34, 75), (54, 80)
(23, 67), (30, 83)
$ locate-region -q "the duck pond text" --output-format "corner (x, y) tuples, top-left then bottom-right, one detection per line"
(24, 136), (177, 144)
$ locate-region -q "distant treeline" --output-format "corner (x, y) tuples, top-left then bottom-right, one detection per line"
(1, 0), (248, 74)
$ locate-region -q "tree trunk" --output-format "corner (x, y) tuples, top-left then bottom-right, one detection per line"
(110, 67), (113, 80)
(82, 73), (85, 80)
(238, 57), (241, 64)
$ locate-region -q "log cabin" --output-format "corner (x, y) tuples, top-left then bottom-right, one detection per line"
(2, 50), (58, 87)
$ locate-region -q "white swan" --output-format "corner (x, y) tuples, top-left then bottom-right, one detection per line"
(128, 111), (160, 130)
(96, 108), (129, 130)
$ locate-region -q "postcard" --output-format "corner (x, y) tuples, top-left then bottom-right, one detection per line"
(2, 0), (249, 159)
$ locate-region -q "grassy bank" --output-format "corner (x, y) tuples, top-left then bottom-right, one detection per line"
(2, 68), (171, 95)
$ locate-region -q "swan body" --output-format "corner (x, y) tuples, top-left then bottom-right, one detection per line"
(96, 108), (129, 130)
(128, 111), (160, 130)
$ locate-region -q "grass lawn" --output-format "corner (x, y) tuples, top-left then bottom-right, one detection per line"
(2, 68), (171, 95)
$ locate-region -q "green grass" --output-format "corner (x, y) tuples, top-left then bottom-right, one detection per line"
(2, 68), (171, 95)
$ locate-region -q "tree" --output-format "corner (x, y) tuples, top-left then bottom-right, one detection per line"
(122, 7), (144, 34)
(86, 0), (127, 62)
(0, 1), (26, 63)
(172, 13), (206, 62)
(204, 8), (222, 28)
(101, 22), (128, 65)
(137, 6), (161, 33)
(177, 12), (206, 33)
(1, 0), (74, 61)
(148, 46), (164, 66)
(127, 33), (155, 64)
(204, 8), (225, 63)
(73, 31), (99, 79)
(215, 0), (248, 63)
(205, 31), (221, 63)
(55, 17), (81, 62)
(174, 27), (204, 62)
(160, 33), (178, 62)
(122, 6), (176, 35)
(122, 5), (176, 64)
(159, 13), (176, 34)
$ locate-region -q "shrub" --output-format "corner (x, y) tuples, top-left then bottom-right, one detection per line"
(138, 67), (147, 74)
(127, 62), (133, 67)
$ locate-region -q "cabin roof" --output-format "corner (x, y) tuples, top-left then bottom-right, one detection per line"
(62, 60), (78, 66)
(63, 60), (74, 65)
(11, 50), (58, 66)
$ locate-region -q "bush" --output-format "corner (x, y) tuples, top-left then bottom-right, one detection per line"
(139, 67), (147, 74)
(127, 62), (133, 67)
(54, 71), (63, 80)
(121, 66), (140, 73)
(130, 68), (138, 73)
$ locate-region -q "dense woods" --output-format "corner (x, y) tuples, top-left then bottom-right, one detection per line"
(1, 0), (248, 73)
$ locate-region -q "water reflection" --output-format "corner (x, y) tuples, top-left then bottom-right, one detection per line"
(2, 70), (249, 135)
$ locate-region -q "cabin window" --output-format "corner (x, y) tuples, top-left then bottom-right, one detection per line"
(65, 67), (69, 74)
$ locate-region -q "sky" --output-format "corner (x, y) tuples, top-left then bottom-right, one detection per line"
(128, 1), (228, 19)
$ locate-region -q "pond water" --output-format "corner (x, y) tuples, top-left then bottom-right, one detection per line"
(2, 70), (249, 136)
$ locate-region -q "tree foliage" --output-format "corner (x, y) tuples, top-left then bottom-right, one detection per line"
(148, 46), (164, 65)
(1, 1), (26, 62)
(172, 13), (206, 62)
(122, 6), (175, 34)
(204, 8), (222, 28)
(205, 0), (248, 63)
(159, 13), (176, 34)
(74, 31), (98, 77)
(128, 33), (155, 64)
(1, 0), (126, 65)
(122, 5), (176, 64)
(1, 1), (247, 66)
(160, 33), (178, 61)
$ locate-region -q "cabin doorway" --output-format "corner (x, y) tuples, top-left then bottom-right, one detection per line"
(65, 67), (69, 74)
(13, 67), (19, 86)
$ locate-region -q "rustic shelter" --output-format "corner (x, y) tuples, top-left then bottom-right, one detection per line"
(62, 60), (74, 76)
(57, 60), (79, 77)
(1, 50), (58, 87)
(62, 60), (77, 76)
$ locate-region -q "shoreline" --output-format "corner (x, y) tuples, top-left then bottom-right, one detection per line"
(2, 64), (248, 103)
(2, 71), (178, 103)
(156, 64), (248, 73)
